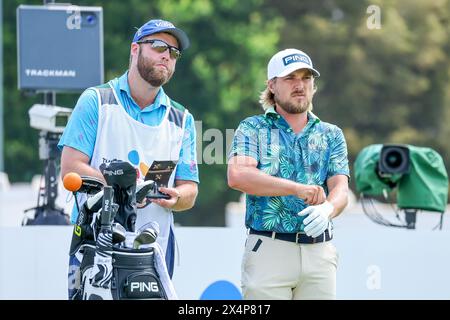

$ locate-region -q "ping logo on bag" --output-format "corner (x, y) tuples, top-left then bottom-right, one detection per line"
(130, 281), (159, 293)
(124, 273), (164, 298)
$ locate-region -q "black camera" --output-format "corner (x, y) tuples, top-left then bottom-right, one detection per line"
(378, 144), (410, 177)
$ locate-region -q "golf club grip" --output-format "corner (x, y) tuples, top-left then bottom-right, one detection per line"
(101, 186), (114, 226)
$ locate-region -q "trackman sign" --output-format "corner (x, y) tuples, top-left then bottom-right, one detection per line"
(25, 69), (76, 78)
(283, 53), (311, 66)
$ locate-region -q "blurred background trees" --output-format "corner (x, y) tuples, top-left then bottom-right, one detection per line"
(2, 0), (449, 225)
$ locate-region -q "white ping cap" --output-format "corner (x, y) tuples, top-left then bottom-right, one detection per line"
(267, 48), (320, 80)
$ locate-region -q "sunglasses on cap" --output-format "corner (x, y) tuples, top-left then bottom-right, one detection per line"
(136, 39), (182, 60)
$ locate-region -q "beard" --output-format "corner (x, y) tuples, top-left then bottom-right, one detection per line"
(137, 50), (174, 87)
(274, 94), (311, 114)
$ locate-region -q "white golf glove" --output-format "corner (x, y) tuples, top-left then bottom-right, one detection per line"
(298, 201), (334, 238)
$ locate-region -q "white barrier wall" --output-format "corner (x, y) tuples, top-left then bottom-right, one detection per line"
(1, 221), (450, 299)
(0, 226), (72, 299)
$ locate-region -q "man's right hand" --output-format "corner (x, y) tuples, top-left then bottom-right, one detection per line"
(295, 184), (326, 205)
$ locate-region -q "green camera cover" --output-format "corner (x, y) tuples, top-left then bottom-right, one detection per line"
(354, 144), (448, 213)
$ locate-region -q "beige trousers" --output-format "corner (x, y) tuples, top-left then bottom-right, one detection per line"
(241, 234), (338, 300)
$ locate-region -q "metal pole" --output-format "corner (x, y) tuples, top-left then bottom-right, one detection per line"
(43, 0), (56, 209)
(404, 209), (417, 230)
(43, 0), (55, 106)
(43, 92), (56, 105)
(0, 0), (4, 172)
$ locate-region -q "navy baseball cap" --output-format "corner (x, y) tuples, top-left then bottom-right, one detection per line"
(132, 19), (190, 51)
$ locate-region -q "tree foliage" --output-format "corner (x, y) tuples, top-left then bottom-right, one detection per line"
(2, 0), (449, 225)
(268, 0), (450, 192)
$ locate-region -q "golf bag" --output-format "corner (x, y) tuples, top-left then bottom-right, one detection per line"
(69, 160), (168, 300)
(76, 244), (167, 300)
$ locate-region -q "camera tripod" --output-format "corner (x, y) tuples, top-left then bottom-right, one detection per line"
(23, 130), (70, 225)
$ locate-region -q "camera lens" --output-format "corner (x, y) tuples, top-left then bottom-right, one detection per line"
(86, 14), (96, 25)
(385, 150), (403, 169)
(80, 12), (98, 27)
(379, 145), (410, 176)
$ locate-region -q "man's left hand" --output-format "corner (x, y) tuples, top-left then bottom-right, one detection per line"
(298, 201), (334, 238)
(149, 187), (180, 209)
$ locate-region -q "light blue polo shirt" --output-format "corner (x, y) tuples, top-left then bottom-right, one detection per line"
(58, 71), (199, 184)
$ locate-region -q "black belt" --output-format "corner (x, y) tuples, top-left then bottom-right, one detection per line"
(249, 228), (332, 244)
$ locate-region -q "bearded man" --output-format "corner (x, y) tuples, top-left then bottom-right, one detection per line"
(227, 48), (350, 300)
(59, 19), (199, 299)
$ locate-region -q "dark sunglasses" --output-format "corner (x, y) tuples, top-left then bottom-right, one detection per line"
(136, 39), (182, 60)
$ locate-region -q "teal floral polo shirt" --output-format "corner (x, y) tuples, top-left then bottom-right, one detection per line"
(228, 107), (350, 233)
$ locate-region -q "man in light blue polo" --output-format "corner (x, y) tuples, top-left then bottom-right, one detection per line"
(228, 48), (350, 299)
(59, 19), (199, 299)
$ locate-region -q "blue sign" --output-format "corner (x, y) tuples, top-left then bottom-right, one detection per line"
(200, 280), (242, 300)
